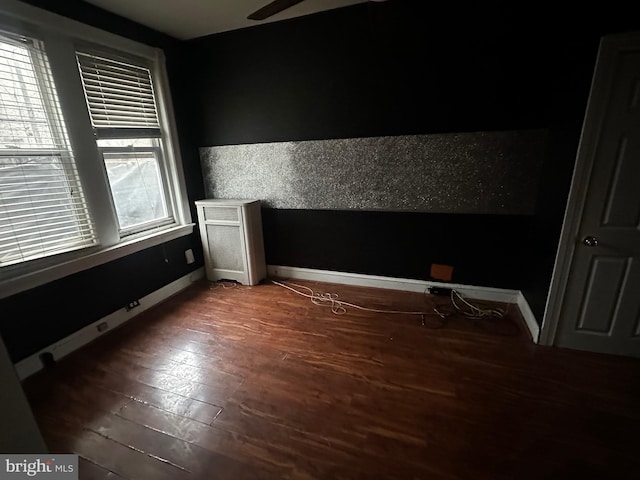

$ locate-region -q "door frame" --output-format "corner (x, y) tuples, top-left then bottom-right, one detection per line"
(540, 32), (640, 345)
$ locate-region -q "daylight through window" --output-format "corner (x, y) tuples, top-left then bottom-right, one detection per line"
(0, 32), (96, 266)
(0, 7), (191, 293)
(76, 52), (173, 235)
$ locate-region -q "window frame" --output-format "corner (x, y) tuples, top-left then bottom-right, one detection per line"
(0, 31), (99, 266)
(100, 141), (175, 235)
(0, 1), (193, 300)
(76, 48), (177, 236)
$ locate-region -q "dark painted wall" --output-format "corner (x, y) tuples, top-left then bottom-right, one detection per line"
(178, 0), (640, 322)
(0, 0), (205, 362)
(183, 2), (554, 144)
(178, 2), (555, 295)
(262, 210), (531, 287)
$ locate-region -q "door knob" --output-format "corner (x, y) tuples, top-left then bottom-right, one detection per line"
(582, 236), (599, 247)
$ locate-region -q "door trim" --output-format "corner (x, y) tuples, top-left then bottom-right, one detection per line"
(540, 32), (640, 345)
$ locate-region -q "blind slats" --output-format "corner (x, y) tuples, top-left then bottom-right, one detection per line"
(1, 238), (93, 263)
(77, 52), (160, 129)
(1, 186), (81, 196)
(0, 223), (96, 244)
(0, 33), (97, 266)
(78, 58), (150, 79)
(0, 215), (94, 232)
(80, 73), (153, 91)
(85, 100), (154, 113)
(84, 94), (156, 108)
(82, 83), (155, 102)
(88, 113), (158, 123)
(1, 200), (92, 215)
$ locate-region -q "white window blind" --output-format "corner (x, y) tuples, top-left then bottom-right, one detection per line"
(76, 51), (173, 235)
(0, 33), (97, 267)
(76, 52), (160, 134)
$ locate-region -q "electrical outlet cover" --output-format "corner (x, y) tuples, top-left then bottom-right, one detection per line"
(430, 264), (454, 281)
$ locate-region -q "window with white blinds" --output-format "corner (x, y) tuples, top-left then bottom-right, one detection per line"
(0, 32), (97, 267)
(0, 1), (192, 296)
(76, 51), (173, 235)
(76, 52), (160, 133)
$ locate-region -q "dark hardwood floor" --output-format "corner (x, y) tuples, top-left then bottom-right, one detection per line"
(23, 279), (640, 479)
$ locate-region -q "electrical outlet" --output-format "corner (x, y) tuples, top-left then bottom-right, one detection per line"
(428, 287), (452, 296)
(125, 300), (140, 311)
(185, 248), (195, 264)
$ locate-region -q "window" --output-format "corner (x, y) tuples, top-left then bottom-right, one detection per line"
(0, 32), (96, 267)
(0, 2), (192, 298)
(76, 52), (173, 235)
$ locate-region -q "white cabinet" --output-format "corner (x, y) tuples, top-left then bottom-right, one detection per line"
(195, 199), (266, 285)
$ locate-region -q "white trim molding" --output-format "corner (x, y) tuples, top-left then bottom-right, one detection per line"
(14, 267), (204, 380)
(517, 292), (540, 343)
(540, 32), (638, 346)
(268, 265), (540, 342)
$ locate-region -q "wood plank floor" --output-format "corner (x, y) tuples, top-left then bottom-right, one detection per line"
(23, 279), (640, 479)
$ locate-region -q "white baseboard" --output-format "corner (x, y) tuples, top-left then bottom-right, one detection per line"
(268, 265), (519, 303)
(517, 292), (540, 343)
(267, 265), (540, 343)
(14, 267), (205, 380)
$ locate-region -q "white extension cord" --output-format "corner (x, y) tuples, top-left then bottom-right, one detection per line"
(271, 279), (505, 320)
(271, 280), (445, 317)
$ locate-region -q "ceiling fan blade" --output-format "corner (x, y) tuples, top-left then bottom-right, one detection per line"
(247, 0), (306, 20)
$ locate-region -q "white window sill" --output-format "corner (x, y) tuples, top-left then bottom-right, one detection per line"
(0, 223), (195, 300)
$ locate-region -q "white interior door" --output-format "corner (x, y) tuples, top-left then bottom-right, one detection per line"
(543, 32), (640, 357)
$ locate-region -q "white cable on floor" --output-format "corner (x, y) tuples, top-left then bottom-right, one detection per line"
(271, 280), (445, 317)
(450, 289), (505, 319)
(210, 280), (241, 290)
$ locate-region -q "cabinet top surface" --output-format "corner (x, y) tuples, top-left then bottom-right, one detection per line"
(196, 199), (261, 207)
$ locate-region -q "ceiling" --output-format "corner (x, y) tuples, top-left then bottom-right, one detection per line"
(81, 0), (371, 40)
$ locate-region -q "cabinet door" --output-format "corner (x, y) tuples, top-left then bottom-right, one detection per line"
(205, 223), (246, 273)
(198, 204), (249, 284)
(196, 201), (265, 285)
